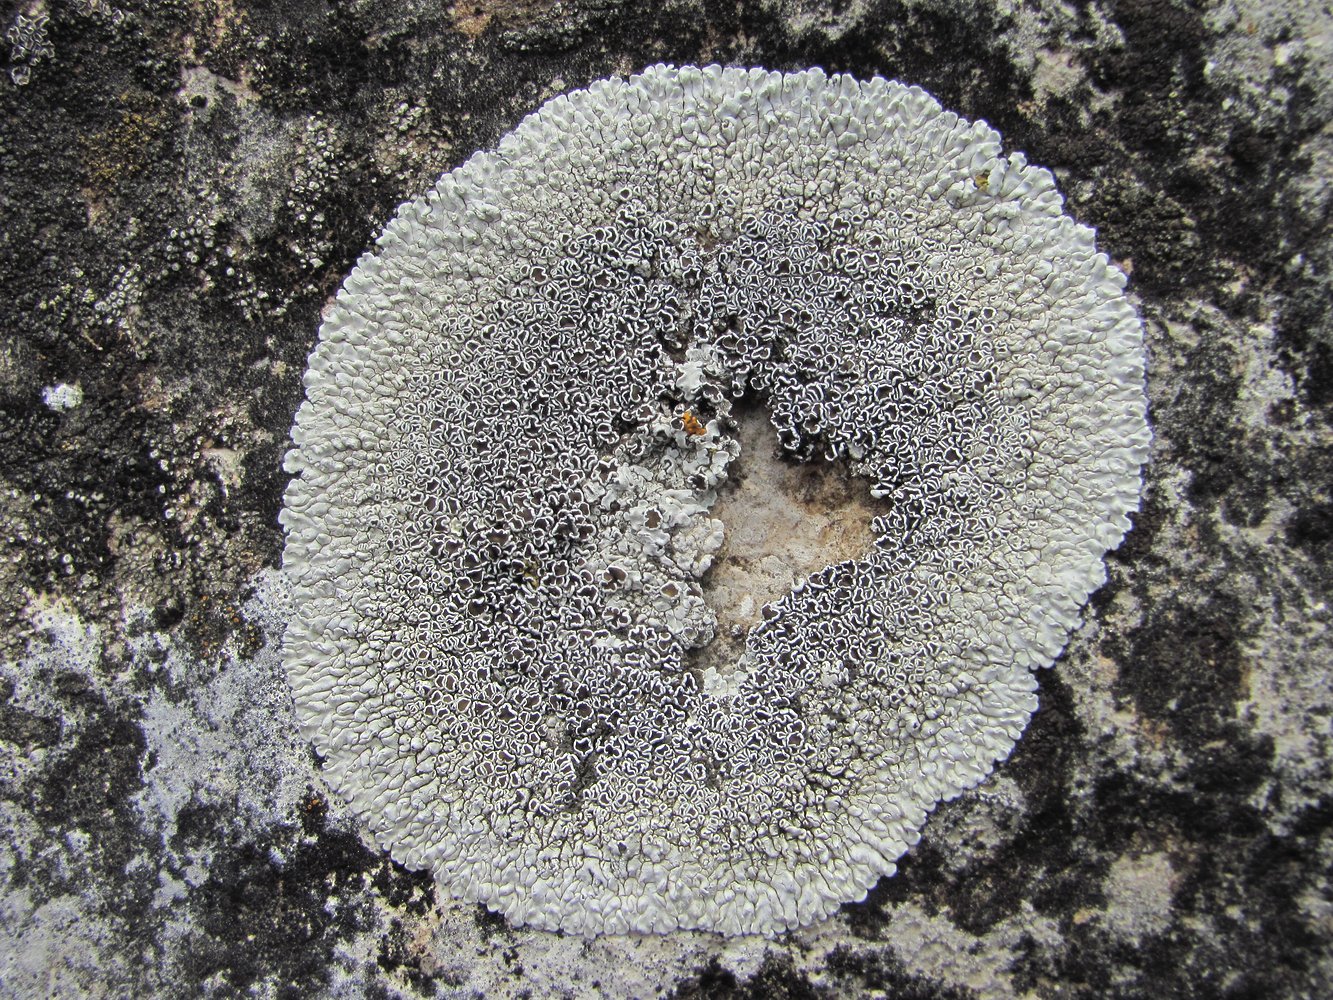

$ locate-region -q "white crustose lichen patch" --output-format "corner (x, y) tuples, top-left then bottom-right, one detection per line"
(280, 65), (1150, 936)
(41, 382), (83, 412)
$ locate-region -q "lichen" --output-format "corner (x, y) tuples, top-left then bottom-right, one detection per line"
(280, 65), (1150, 936)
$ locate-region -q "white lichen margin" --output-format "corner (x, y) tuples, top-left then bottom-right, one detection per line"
(280, 65), (1150, 936)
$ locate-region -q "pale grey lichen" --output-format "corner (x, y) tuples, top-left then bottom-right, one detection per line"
(40, 382), (83, 412)
(280, 65), (1150, 936)
(5, 12), (52, 87)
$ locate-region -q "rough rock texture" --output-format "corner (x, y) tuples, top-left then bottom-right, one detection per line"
(0, 0), (1329, 997)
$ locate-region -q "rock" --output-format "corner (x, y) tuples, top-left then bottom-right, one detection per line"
(1, 1), (1330, 996)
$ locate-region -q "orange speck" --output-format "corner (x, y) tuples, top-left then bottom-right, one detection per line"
(681, 411), (706, 436)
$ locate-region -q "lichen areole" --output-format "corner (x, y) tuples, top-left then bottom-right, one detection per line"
(280, 65), (1150, 936)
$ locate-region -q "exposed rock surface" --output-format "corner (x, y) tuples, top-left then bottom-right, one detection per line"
(1, 0), (1329, 997)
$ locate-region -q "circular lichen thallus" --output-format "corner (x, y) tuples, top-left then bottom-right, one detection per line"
(280, 65), (1150, 936)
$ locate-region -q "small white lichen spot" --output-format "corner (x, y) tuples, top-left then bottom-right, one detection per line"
(280, 65), (1151, 936)
(41, 383), (83, 412)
